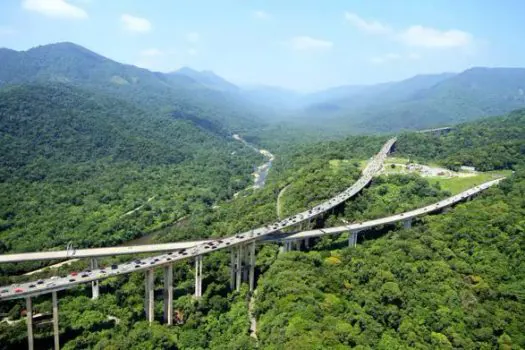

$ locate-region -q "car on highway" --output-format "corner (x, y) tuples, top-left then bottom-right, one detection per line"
(15, 288), (24, 293)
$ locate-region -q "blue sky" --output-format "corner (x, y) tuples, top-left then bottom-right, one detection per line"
(0, 0), (524, 91)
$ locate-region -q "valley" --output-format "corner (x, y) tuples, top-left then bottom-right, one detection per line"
(0, 34), (524, 350)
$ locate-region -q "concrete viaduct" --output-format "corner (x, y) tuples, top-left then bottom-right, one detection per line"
(0, 137), (505, 349)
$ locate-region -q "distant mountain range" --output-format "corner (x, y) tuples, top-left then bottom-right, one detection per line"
(1, 42), (525, 134)
(0, 42), (264, 133)
(297, 68), (525, 132)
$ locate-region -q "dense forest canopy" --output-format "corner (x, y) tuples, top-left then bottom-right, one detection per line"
(0, 42), (524, 349)
(0, 83), (263, 257)
(1, 104), (524, 348)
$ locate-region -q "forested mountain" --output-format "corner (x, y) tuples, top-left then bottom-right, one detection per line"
(1, 102), (524, 348)
(253, 110), (525, 349)
(296, 68), (525, 133)
(171, 67), (240, 93)
(0, 42), (264, 132)
(3, 42), (525, 135)
(0, 83), (263, 254)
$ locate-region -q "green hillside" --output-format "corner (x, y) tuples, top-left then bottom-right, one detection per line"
(254, 110), (525, 349)
(0, 83), (263, 255)
(295, 68), (525, 133)
(0, 42), (264, 133)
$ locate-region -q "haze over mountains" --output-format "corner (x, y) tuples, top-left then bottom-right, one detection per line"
(2, 42), (525, 134)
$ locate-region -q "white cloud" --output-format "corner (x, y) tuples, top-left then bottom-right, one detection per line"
(140, 48), (163, 57)
(0, 26), (16, 35)
(344, 12), (391, 35)
(22, 0), (88, 19)
(345, 11), (474, 50)
(187, 48), (198, 56)
(186, 32), (200, 43)
(399, 25), (472, 48)
(371, 53), (401, 64)
(289, 36), (333, 51)
(120, 14), (151, 33)
(253, 10), (270, 20)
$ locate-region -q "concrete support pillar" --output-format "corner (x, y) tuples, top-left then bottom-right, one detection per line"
(90, 258), (99, 300)
(230, 248), (236, 290)
(26, 297), (33, 350)
(145, 269), (155, 323)
(194, 255), (203, 298)
(242, 245), (249, 282)
(163, 264), (173, 325)
(304, 238), (310, 249)
(52, 292), (59, 350)
(349, 231), (358, 248)
(248, 242), (256, 292)
(236, 246), (242, 291)
(403, 218), (412, 229)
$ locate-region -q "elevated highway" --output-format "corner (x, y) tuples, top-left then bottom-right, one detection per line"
(0, 240), (210, 264)
(0, 177), (503, 302)
(278, 177), (504, 242)
(0, 138), (395, 267)
(0, 136), (507, 350)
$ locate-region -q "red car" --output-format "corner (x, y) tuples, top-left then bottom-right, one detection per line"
(70, 272), (78, 276)
(15, 288), (24, 293)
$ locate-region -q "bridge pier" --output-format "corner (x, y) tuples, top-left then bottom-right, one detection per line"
(282, 240), (293, 252)
(230, 248), (236, 290)
(52, 291), (60, 350)
(194, 255), (203, 298)
(230, 243), (256, 291)
(304, 237), (310, 249)
(145, 269), (155, 323)
(242, 245), (249, 282)
(248, 242), (256, 292)
(349, 231), (359, 248)
(163, 264), (173, 325)
(236, 246), (242, 291)
(26, 297), (33, 350)
(403, 218), (412, 229)
(90, 258), (99, 300)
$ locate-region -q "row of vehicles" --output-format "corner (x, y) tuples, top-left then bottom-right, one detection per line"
(1, 139), (397, 299)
